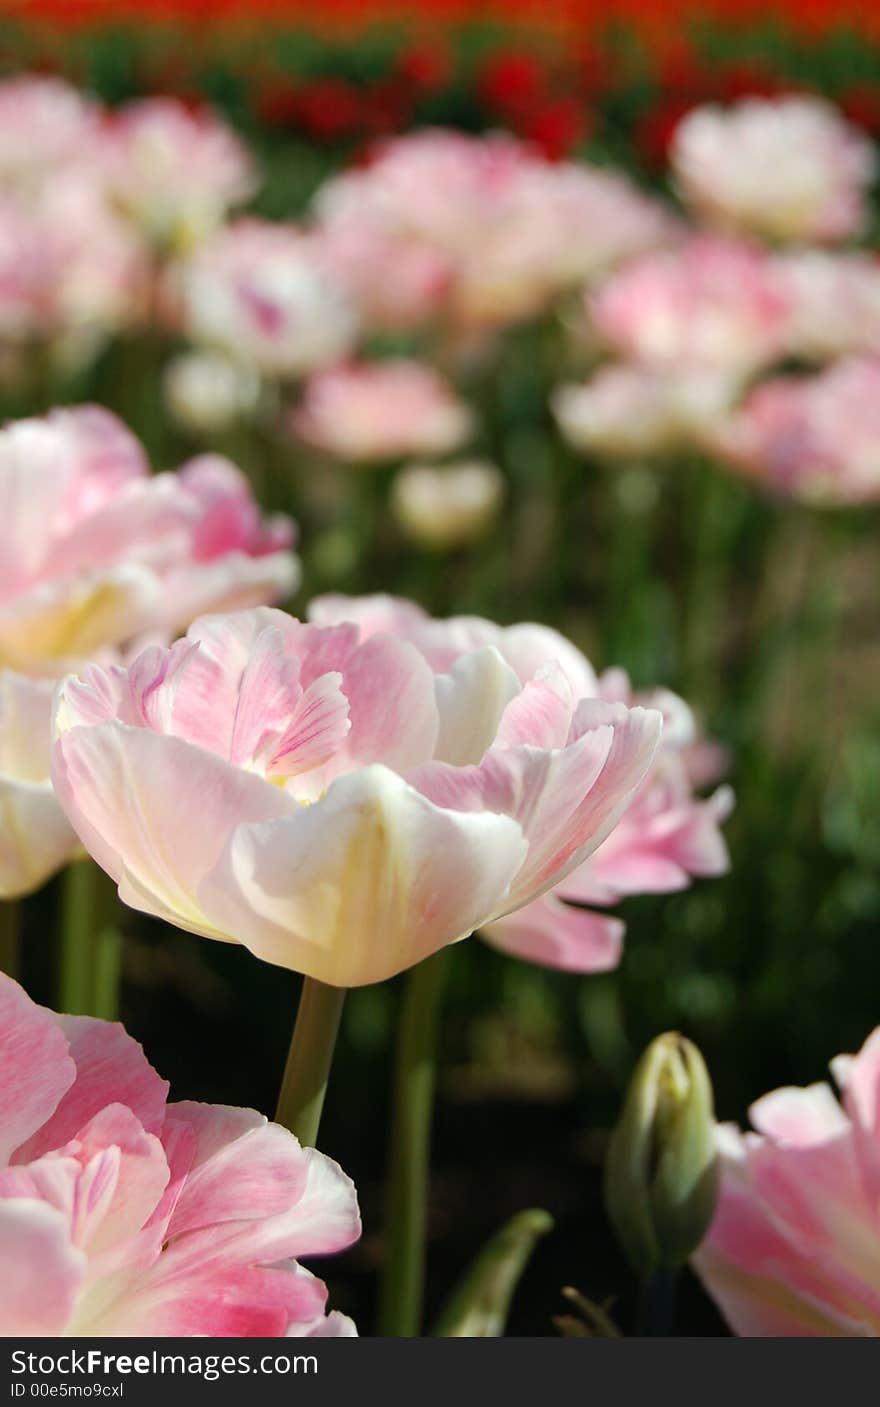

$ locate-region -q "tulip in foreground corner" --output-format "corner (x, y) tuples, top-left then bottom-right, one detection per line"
(0, 972), (359, 1336)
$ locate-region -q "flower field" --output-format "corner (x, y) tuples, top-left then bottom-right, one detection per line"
(2, 3), (880, 1340)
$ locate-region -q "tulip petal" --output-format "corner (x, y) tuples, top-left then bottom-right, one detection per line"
(0, 973), (74, 1163)
(0, 1199), (85, 1335)
(433, 646), (520, 765)
(51, 722), (295, 940)
(482, 892), (624, 973)
(203, 764), (528, 985)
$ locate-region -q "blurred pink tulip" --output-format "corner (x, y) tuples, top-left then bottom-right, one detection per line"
(0, 181), (146, 356)
(0, 406), (297, 898)
(309, 596), (732, 975)
(775, 250), (880, 363)
(310, 223), (454, 333)
(671, 96), (875, 244)
(291, 360), (474, 464)
(0, 75), (102, 188)
(314, 129), (677, 327)
(708, 358), (880, 506)
(693, 1026), (880, 1336)
(552, 363), (738, 461)
(51, 606), (661, 986)
(100, 96), (259, 247)
(0, 972), (359, 1336)
(591, 236), (791, 375)
(0, 405), (298, 673)
(174, 217), (358, 377)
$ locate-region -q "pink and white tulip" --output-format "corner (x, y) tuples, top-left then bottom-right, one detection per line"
(0, 181), (146, 357)
(0, 971), (359, 1336)
(693, 1026), (880, 1336)
(174, 218), (358, 378)
(552, 364), (738, 461)
(0, 405), (298, 673)
(591, 237), (791, 376)
(314, 129), (677, 327)
(0, 406), (297, 897)
(0, 75), (102, 189)
(310, 223), (454, 334)
(775, 250), (880, 363)
(51, 606), (661, 987)
(671, 96), (875, 245)
(707, 358), (880, 506)
(290, 361), (474, 464)
(308, 596), (732, 975)
(99, 97), (258, 248)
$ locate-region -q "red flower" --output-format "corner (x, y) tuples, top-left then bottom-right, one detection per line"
(255, 80), (300, 130)
(396, 42), (452, 94)
(719, 61), (786, 102)
(362, 78), (412, 136)
(635, 95), (694, 168)
(479, 50), (547, 115)
(840, 83), (880, 135)
(520, 96), (590, 159)
(297, 78), (363, 141)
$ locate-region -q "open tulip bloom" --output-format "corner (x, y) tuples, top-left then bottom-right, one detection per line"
(693, 1026), (880, 1336)
(51, 606), (662, 989)
(0, 971), (359, 1336)
(0, 405), (300, 902)
(308, 595), (733, 975)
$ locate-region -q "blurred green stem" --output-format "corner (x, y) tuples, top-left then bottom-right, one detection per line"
(379, 947), (451, 1337)
(58, 861), (122, 1018)
(0, 899), (21, 980)
(274, 978), (346, 1147)
(635, 1265), (679, 1337)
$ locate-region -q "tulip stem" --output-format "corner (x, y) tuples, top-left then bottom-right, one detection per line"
(636, 1265), (679, 1337)
(275, 977), (346, 1147)
(58, 861), (122, 1018)
(379, 947), (451, 1337)
(0, 900), (21, 980)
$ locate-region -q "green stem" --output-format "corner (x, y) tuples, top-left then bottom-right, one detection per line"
(58, 861), (122, 1018)
(378, 947), (452, 1337)
(58, 861), (97, 1015)
(274, 977), (346, 1147)
(0, 899), (21, 980)
(635, 1264), (680, 1337)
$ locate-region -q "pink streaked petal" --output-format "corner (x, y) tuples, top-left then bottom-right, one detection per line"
(15, 1013), (167, 1161)
(51, 722), (294, 941)
(165, 1102), (360, 1261)
(412, 702), (661, 910)
(65, 1104), (170, 1256)
(0, 973), (74, 1163)
(833, 1027), (880, 1140)
(88, 1259), (326, 1338)
(267, 673), (351, 778)
(493, 664), (574, 751)
(481, 891), (624, 973)
(750, 1084), (851, 1146)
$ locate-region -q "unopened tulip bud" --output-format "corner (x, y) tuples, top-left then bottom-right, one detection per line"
(604, 1032), (718, 1277)
(391, 460), (504, 551)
